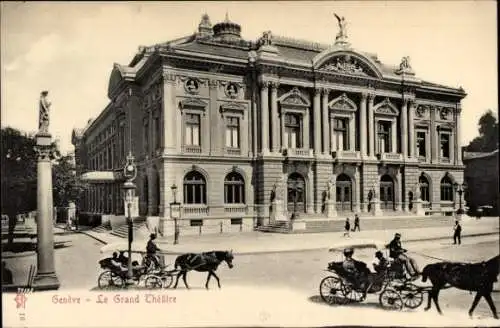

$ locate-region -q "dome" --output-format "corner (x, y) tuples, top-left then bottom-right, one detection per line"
(212, 13), (241, 41)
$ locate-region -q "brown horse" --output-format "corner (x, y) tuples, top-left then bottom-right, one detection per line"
(421, 255), (499, 319)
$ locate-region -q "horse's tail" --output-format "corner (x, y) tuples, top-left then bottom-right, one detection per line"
(421, 264), (431, 283)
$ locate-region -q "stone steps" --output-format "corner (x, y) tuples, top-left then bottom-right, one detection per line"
(255, 221), (291, 234)
(110, 217), (148, 239)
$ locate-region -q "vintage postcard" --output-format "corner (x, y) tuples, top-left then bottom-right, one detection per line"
(1, 1), (499, 327)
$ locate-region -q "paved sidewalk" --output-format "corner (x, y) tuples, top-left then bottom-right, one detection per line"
(80, 216), (499, 255)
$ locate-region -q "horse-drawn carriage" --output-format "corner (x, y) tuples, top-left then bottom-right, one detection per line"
(97, 250), (180, 290)
(319, 240), (424, 310)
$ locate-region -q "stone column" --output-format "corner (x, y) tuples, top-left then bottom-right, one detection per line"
(349, 114), (356, 151)
(391, 120), (397, 153)
(163, 71), (177, 154)
(368, 94), (375, 157)
(408, 100), (415, 158)
(401, 98), (408, 159)
(354, 166), (361, 213)
(33, 132), (60, 290)
(431, 107), (438, 163)
(359, 93), (368, 158)
(455, 104), (462, 165)
(396, 169), (402, 211)
(260, 82), (270, 154)
(303, 111), (310, 150)
(322, 89), (330, 155)
(270, 82), (280, 153)
(313, 88), (322, 155)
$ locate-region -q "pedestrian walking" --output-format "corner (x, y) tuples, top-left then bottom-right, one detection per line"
(343, 218), (351, 237)
(453, 220), (462, 245)
(352, 214), (360, 231)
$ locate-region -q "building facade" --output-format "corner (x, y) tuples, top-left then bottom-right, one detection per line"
(72, 14), (466, 233)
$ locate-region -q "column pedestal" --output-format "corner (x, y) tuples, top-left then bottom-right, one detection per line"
(271, 200), (287, 222)
(325, 200), (337, 218)
(33, 132), (60, 291)
(412, 199), (425, 216)
(371, 199), (382, 216)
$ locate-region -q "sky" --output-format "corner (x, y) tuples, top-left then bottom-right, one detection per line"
(1, 1), (497, 154)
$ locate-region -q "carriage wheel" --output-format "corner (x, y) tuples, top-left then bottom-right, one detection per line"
(319, 276), (349, 305)
(379, 288), (403, 311)
(400, 283), (424, 309)
(162, 274), (174, 289)
(145, 275), (163, 289)
(98, 271), (124, 290)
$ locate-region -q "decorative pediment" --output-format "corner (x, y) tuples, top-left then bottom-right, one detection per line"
(220, 102), (247, 115)
(179, 98), (208, 110)
(373, 98), (399, 116)
(279, 87), (310, 107)
(313, 50), (383, 79)
(107, 63), (135, 100)
(329, 93), (357, 112)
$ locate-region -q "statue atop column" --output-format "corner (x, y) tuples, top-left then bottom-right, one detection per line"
(414, 182), (421, 200)
(334, 13), (348, 44)
(39, 91), (51, 133)
(327, 178), (335, 200)
(274, 176), (285, 201)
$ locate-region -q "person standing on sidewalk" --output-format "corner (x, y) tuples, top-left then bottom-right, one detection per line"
(343, 218), (351, 237)
(453, 220), (462, 245)
(352, 214), (360, 232)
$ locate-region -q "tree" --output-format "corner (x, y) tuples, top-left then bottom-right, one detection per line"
(464, 110), (499, 152)
(52, 155), (88, 208)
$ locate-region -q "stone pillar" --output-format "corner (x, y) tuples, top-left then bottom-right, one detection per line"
(391, 120), (397, 153)
(455, 104), (462, 165)
(322, 89), (330, 155)
(326, 175), (337, 218)
(396, 169), (402, 211)
(360, 93), (368, 158)
(303, 111), (310, 150)
(368, 94), (375, 157)
(33, 132), (60, 290)
(349, 115), (356, 151)
(270, 82), (280, 153)
(313, 88), (322, 155)
(431, 107), (438, 163)
(354, 166), (361, 213)
(260, 82), (270, 154)
(401, 98), (408, 159)
(408, 100), (415, 158)
(163, 71), (177, 154)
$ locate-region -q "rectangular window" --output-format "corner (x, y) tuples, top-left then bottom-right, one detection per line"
(190, 219), (203, 227)
(440, 133), (450, 159)
(332, 118), (349, 151)
(284, 114), (301, 149)
(185, 114), (200, 146)
(377, 121), (391, 153)
(225, 117), (240, 148)
(416, 131), (426, 157)
(231, 218), (242, 225)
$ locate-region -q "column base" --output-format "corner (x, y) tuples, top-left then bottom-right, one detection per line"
(33, 272), (60, 291)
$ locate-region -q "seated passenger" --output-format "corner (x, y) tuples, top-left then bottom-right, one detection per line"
(373, 251), (389, 274)
(110, 252), (128, 274)
(342, 248), (370, 286)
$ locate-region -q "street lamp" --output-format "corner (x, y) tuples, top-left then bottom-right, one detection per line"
(122, 153), (136, 281)
(170, 184), (180, 244)
(453, 182), (467, 215)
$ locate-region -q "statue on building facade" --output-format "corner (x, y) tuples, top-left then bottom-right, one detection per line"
(334, 13), (347, 40)
(371, 183), (378, 199)
(260, 31), (273, 46)
(274, 176), (285, 201)
(414, 182), (421, 200)
(327, 178), (335, 200)
(38, 91), (51, 133)
(397, 56), (415, 75)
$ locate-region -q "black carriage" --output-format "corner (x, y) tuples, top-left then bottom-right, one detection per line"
(319, 241), (424, 310)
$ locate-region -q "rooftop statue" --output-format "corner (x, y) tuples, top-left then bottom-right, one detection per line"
(400, 56), (412, 71)
(39, 91), (51, 133)
(334, 13), (348, 41)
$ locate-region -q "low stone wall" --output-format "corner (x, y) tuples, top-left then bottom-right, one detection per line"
(161, 217), (255, 237)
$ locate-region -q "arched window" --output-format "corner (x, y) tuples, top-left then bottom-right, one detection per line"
(183, 171), (206, 204)
(440, 175), (454, 201)
(224, 172), (245, 204)
(419, 175), (430, 202)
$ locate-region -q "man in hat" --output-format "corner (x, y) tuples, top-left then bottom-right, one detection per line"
(342, 247), (370, 288)
(387, 233), (419, 279)
(146, 233), (162, 270)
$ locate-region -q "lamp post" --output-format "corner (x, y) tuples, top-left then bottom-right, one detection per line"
(122, 153), (136, 281)
(454, 182), (466, 215)
(170, 184), (180, 244)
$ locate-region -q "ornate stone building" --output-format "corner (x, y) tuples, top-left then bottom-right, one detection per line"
(72, 14), (466, 233)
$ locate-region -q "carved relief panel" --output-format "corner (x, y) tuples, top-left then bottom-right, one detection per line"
(177, 76), (210, 98)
